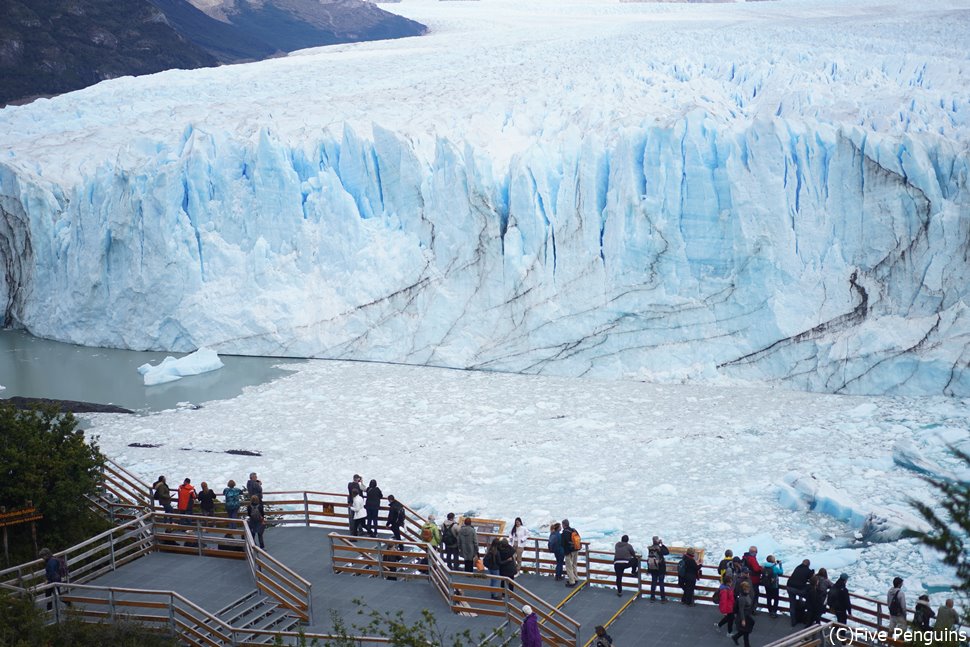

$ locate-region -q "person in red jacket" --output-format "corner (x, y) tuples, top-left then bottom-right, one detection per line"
(716, 575), (737, 634)
(742, 546), (764, 609)
(177, 478), (197, 514)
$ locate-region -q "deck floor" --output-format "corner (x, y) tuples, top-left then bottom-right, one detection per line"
(87, 526), (804, 646)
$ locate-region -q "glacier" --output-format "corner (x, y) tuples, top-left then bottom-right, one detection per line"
(1, 0), (969, 396)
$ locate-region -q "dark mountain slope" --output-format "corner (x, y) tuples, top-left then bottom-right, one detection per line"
(0, 0), (426, 106)
(0, 0), (217, 105)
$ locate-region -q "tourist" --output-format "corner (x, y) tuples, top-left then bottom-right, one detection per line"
(247, 494), (266, 549)
(509, 517), (529, 572)
(484, 539), (501, 598)
(647, 536), (669, 602)
(152, 475), (173, 514)
(520, 605), (541, 647)
(732, 580), (756, 646)
(742, 546), (763, 608)
(458, 517), (478, 572)
(177, 478), (196, 515)
(197, 481), (216, 517)
(421, 514), (441, 549)
(222, 480), (243, 519)
(718, 549), (734, 578)
(612, 534), (638, 596)
(816, 567), (834, 601)
(716, 575), (736, 633)
(593, 625), (613, 647)
(347, 474), (363, 532)
(761, 555), (783, 617)
(887, 577), (907, 633)
(805, 575), (824, 626)
(787, 559), (813, 626)
(935, 599), (959, 636)
(350, 487), (366, 536)
(827, 573), (851, 624)
(548, 522), (565, 581)
(913, 594), (935, 630)
(385, 494), (405, 541)
(364, 479), (382, 537)
(679, 547), (700, 605)
(246, 472), (262, 501)
(561, 519), (580, 588)
(441, 513), (460, 569)
(39, 548), (71, 611)
(498, 537), (517, 592)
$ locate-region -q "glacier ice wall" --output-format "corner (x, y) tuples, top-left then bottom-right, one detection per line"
(2, 111), (969, 396)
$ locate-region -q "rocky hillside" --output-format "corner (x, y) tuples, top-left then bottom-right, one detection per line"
(0, 0), (216, 105)
(0, 0), (426, 106)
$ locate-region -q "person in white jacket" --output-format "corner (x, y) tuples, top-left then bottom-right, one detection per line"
(509, 517), (529, 572)
(351, 491), (366, 536)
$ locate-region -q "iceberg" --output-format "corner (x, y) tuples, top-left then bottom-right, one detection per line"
(138, 348), (224, 386)
(1, 0), (969, 396)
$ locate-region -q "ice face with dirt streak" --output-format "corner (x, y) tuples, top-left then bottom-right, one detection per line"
(1, 0), (969, 396)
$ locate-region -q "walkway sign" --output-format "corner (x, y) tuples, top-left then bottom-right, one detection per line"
(0, 504), (43, 565)
(459, 517), (506, 545)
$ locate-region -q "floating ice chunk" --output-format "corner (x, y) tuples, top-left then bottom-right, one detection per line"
(802, 548), (859, 571)
(0, 384), (5, 391)
(780, 472), (927, 542)
(782, 472), (869, 528)
(892, 438), (958, 481)
(138, 348), (224, 386)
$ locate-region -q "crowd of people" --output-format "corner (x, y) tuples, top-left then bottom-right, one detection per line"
(103, 472), (962, 647)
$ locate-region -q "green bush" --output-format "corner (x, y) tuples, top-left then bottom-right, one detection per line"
(0, 404), (108, 563)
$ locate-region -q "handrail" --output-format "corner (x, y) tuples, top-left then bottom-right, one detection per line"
(242, 515), (313, 624)
(328, 532), (580, 646)
(0, 512), (155, 589)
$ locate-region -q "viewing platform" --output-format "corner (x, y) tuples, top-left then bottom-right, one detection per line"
(0, 459), (906, 646)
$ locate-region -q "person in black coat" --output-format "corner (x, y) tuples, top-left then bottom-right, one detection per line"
(385, 495), (405, 540)
(679, 548), (700, 605)
(827, 573), (851, 624)
(497, 538), (517, 592)
(786, 559), (814, 626)
(364, 479), (382, 538)
(804, 576), (825, 626)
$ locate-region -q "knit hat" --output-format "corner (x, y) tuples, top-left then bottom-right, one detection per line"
(839, 573), (849, 581)
(522, 605), (533, 615)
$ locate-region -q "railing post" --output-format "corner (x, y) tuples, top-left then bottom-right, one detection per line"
(109, 589), (116, 622)
(53, 587), (61, 624)
(109, 532), (117, 570)
(169, 592), (176, 635)
(877, 601), (883, 628)
(584, 544), (591, 582)
(637, 559), (643, 598)
(196, 518), (203, 557)
(377, 543), (385, 579)
(533, 538), (540, 575)
(304, 493), (310, 527)
(307, 582), (314, 626)
(329, 534), (336, 573)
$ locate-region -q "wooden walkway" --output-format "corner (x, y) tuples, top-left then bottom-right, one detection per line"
(83, 525), (800, 646)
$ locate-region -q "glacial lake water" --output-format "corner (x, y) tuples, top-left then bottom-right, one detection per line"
(0, 329), (303, 413)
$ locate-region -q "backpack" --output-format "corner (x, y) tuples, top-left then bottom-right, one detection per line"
(421, 525), (434, 542)
(889, 590), (903, 616)
(569, 530), (582, 552)
(762, 565), (778, 590)
(57, 556), (70, 581)
(647, 549), (662, 572)
(594, 635), (613, 647)
(441, 523), (458, 547)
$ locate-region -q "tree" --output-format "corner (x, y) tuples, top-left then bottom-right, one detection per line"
(910, 447), (970, 622)
(0, 403), (106, 558)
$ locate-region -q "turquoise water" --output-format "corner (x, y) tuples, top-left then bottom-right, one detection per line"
(0, 329), (302, 413)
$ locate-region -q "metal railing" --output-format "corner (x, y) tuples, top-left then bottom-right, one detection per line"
(326, 532), (581, 646)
